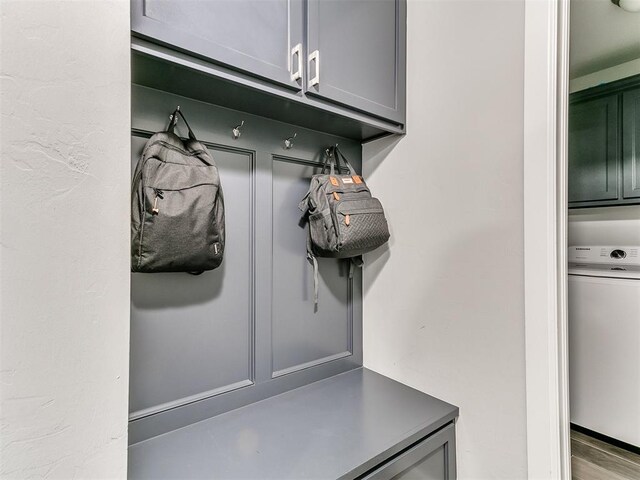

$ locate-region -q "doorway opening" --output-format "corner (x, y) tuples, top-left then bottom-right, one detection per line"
(566, 0), (640, 478)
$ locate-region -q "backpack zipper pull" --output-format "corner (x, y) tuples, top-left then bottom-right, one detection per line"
(333, 192), (340, 201)
(345, 214), (350, 226)
(152, 189), (164, 215)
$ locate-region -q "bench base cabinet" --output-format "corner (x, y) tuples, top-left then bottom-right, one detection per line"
(361, 424), (456, 480)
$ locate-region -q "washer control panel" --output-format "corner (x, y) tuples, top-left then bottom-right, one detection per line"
(569, 246), (640, 265)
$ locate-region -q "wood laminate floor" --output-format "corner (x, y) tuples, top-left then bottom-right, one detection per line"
(572, 429), (640, 480)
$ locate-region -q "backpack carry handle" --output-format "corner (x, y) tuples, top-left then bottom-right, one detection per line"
(331, 145), (356, 176)
(167, 106), (197, 142)
(319, 145), (357, 176)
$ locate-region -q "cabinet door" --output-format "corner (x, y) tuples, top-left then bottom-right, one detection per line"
(568, 96), (619, 204)
(306, 0), (406, 124)
(362, 424), (456, 480)
(623, 88), (640, 199)
(131, 0), (304, 90)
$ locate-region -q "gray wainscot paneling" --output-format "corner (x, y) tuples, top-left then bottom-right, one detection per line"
(271, 158), (352, 377)
(129, 84), (362, 443)
(130, 139), (254, 420)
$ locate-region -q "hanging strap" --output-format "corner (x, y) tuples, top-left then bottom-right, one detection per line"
(167, 107), (197, 142)
(333, 145), (357, 176)
(308, 253), (319, 306)
(327, 148), (340, 176)
(348, 256), (364, 279)
(305, 230), (320, 306)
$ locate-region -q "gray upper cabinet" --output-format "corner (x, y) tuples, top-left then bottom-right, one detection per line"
(131, 0), (304, 90)
(306, 0), (406, 124)
(131, 0), (406, 136)
(568, 95), (619, 204)
(623, 88), (640, 200)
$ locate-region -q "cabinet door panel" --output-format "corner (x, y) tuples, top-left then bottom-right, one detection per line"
(306, 0), (405, 124)
(271, 158), (352, 377)
(623, 88), (640, 199)
(568, 96), (619, 203)
(132, 0), (303, 90)
(129, 137), (253, 419)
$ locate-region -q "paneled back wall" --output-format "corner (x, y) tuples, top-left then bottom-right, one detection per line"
(129, 85), (362, 443)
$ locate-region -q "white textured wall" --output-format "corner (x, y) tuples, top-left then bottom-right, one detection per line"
(0, 1), (130, 478)
(363, 1), (527, 479)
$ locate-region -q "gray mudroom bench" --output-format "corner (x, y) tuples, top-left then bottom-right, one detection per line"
(129, 368), (458, 479)
(128, 0), (459, 477)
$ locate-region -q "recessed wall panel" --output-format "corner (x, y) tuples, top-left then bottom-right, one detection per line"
(130, 137), (253, 417)
(271, 158), (351, 377)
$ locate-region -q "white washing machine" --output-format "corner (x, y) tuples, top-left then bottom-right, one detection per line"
(568, 246), (640, 447)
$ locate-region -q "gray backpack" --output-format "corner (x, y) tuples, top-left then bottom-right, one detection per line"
(131, 108), (225, 273)
(299, 146), (390, 303)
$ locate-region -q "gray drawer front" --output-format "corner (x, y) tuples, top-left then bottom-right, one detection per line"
(362, 424), (456, 480)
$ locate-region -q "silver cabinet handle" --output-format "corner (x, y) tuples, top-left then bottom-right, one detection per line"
(290, 43), (302, 81)
(308, 50), (320, 87)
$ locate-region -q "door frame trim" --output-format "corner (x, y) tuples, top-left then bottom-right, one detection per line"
(523, 0), (571, 478)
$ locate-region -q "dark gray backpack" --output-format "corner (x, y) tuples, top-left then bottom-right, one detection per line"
(299, 146), (390, 303)
(131, 108), (225, 273)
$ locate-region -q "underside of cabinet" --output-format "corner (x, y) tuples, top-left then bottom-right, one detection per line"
(132, 41), (404, 143)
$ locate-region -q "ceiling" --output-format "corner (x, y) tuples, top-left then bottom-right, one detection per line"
(570, 0), (640, 78)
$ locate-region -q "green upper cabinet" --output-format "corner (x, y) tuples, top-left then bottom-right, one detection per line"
(569, 95), (619, 203)
(623, 87), (640, 200)
(568, 75), (640, 208)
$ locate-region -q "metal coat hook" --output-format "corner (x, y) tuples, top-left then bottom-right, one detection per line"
(232, 121), (245, 139)
(169, 106), (180, 128)
(284, 133), (297, 150)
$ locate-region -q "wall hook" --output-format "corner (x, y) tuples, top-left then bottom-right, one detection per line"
(232, 121), (245, 139)
(284, 133), (297, 150)
(169, 106), (181, 128)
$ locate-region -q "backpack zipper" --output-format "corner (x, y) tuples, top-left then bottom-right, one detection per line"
(152, 188), (164, 215)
